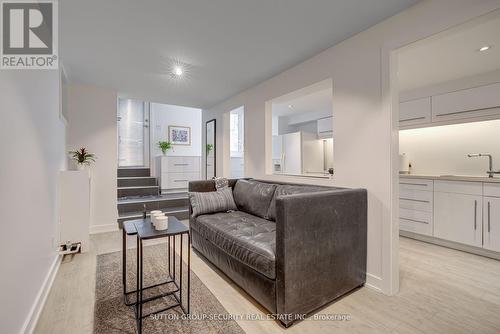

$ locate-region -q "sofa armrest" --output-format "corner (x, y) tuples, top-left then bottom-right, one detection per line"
(275, 188), (367, 321)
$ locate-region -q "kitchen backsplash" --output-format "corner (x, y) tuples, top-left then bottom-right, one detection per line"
(399, 119), (500, 176)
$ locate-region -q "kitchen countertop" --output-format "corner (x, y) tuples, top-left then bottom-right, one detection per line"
(400, 174), (500, 183)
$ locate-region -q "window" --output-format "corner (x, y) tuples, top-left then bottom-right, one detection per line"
(230, 106), (244, 177)
(230, 110), (244, 154)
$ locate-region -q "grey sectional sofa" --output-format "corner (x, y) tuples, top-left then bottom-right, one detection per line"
(188, 178), (367, 327)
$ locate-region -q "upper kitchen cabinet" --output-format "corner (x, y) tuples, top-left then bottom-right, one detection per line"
(399, 97), (431, 127)
(317, 116), (333, 138)
(432, 82), (500, 122)
(396, 12), (500, 130)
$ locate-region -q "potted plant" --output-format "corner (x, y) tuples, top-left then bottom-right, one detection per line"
(158, 141), (173, 155)
(206, 143), (214, 155)
(69, 147), (96, 170)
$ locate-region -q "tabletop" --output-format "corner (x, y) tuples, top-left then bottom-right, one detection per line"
(132, 217), (189, 240)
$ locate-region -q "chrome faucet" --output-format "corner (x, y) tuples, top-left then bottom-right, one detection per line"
(467, 153), (500, 178)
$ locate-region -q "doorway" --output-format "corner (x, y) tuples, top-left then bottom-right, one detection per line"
(390, 10), (500, 297)
(117, 98), (150, 167)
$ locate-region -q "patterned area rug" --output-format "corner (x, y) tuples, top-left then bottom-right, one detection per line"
(94, 243), (245, 333)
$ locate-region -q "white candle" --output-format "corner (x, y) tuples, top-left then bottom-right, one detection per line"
(150, 211), (163, 225)
(155, 216), (169, 230)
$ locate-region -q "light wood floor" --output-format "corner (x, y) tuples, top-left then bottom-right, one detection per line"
(35, 225), (500, 334)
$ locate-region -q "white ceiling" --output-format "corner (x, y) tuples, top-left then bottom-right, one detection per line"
(398, 13), (500, 92)
(61, 0), (419, 109)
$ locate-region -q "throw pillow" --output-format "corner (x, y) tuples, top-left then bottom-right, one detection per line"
(189, 187), (237, 217)
(213, 177), (229, 190)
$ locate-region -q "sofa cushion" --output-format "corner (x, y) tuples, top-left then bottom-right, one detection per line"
(233, 180), (277, 219)
(267, 184), (337, 221)
(191, 211), (276, 279)
(188, 187), (237, 218)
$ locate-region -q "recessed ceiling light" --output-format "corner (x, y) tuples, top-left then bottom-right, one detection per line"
(478, 45), (491, 52)
(288, 105), (293, 109)
(173, 66), (183, 76)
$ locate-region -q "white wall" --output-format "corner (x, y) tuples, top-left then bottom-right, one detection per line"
(400, 119), (500, 176)
(67, 84), (118, 233)
(202, 0), (500, 294)
(151, 103), (202, 157)
(0, 70), (66, 333)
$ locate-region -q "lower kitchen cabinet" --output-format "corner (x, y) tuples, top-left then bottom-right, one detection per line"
(433, 192), (483, 247)
(483, 197), (500, 252)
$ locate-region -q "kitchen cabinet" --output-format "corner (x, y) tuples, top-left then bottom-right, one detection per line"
(434, 191), (482, 247)
(400, 177), (500, 255)
(483, 197), (500, 252)
(399, 179), (433, 236)
(399, 97), (431, 127)
(431, 82), (500, 122)
(433, 180), (483, 247)
(317, 117), (333, 138)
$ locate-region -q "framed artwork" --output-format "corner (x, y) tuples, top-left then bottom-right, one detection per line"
(168, 125), (191, 145)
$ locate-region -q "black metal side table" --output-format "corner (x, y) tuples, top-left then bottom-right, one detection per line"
(123, 221), (175, 306)
(132, 217), (190, 334)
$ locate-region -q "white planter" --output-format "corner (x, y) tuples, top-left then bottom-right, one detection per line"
(76, 163), (85, 171)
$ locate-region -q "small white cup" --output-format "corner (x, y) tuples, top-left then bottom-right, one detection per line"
(155, 216), (169, 230)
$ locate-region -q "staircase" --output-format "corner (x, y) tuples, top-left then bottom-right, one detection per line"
(117, 167), (189, 227)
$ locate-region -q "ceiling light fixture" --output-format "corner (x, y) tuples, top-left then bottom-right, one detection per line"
(288, 105), (293, 109)
(478, 45), (491, 52)
(173, 66), (183, 76)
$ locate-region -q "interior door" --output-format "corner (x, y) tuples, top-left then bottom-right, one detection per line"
(117, 99), (149, 167)
(484, 197), (500, 252)
(434, 192), (482, 247)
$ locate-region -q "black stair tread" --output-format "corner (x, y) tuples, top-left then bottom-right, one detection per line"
(117, 193), (188, 204)
(117, 168), (151, 177)
(117, 167), (150, 169)
(118, 206), (188, 218)
(117, 185), (159, 189)
(117, 176), (156, 179)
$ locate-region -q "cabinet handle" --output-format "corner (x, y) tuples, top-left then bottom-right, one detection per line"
(399, 197), (430, 203)
(435, 109), (476, 117)
(488, 201), (491, 233)
(174, 180), (188, 182)
(400, 182), (427, 187)
(474, 200), (477, 230)
(400, 217), (428, 224)
(174, 163), (189, 166)
(401, 116), (425, 122)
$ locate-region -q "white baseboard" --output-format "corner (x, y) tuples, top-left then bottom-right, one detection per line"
(365, 273), (383, 293)
(22, 254), (62, 334)
(89, 223), (119, 234)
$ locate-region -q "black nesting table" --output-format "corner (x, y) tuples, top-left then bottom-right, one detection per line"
(122, 217), (190, 334)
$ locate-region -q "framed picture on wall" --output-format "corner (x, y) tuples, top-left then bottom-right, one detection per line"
(168, 125), (191, 145)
